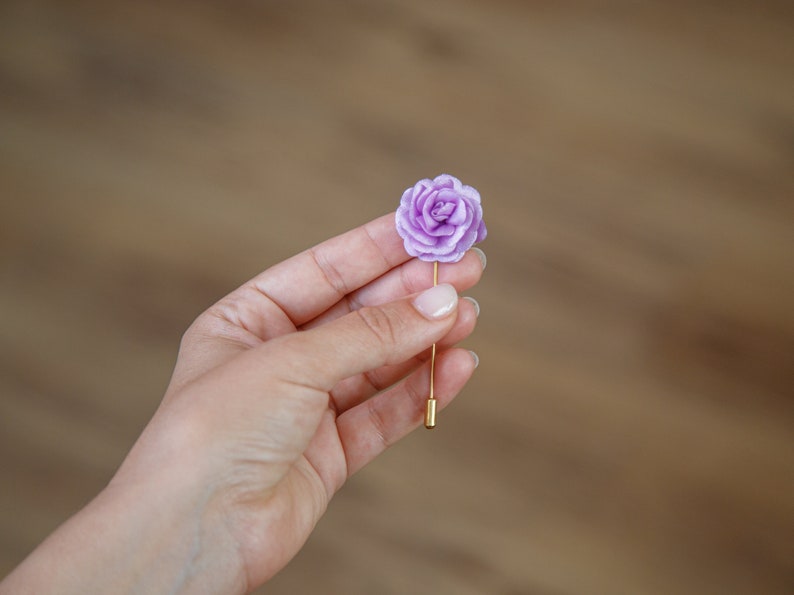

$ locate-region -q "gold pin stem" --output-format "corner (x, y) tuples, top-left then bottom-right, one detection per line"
(425, 260), (439, 429)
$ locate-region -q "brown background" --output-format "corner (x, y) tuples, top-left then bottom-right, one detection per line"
(1, 1), (793, 593)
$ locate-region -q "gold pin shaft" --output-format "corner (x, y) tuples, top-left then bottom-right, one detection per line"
(425, 261), (439, 429)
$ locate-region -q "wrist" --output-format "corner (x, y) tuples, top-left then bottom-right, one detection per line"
(100, 475), (248, 594)
(2, 440), (248, 595)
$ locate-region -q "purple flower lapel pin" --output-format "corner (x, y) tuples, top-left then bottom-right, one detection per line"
(395, 174), (487, 428)
(396, 174), (487, 263)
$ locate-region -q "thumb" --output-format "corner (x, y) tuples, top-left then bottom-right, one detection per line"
(273, 283), (460, 391)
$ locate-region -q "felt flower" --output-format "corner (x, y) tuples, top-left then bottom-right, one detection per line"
(395, 174), (487, 263)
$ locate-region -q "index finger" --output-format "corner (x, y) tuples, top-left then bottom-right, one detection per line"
(238, 213), (410, 326)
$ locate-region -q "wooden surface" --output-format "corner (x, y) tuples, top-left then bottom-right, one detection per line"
(1, 1), (793, 593)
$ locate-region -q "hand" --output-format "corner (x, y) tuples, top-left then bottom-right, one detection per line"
(1, 213), (484, 594)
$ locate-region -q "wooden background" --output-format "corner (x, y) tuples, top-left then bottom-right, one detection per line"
(1, 1), (793, 593)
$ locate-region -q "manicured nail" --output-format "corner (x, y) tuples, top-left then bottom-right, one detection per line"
(412, 283), (458, 319)
(468, 350), (480, 369)
(471, 247), (487, 271)
(462, 296), (480, 317)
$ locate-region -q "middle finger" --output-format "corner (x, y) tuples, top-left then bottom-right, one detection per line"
(328, 296), (480, 413)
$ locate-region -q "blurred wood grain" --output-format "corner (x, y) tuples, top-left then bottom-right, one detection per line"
(1, 1), (793, 593)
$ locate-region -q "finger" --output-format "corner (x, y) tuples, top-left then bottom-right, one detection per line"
(329, 296), (479, 413)
(264, 284), (461, 393)
(300, 248), (484, 331)
(337, 348), (477, 475)
(209, 284), (460, 464)
(229, 213), (409, 330)
(168, 213), (408, 392)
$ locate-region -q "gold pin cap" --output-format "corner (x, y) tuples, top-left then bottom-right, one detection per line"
(424, 398), (437, 429)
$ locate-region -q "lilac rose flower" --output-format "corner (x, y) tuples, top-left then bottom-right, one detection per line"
(395, 174), (487, 263)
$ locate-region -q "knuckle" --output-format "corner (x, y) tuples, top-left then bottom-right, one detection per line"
(354, 306), (403, 349)
(179, 316), (204, 349)
(309, 246), (348, 296)
(183, 306), (217, 334)
(404, 373), (427, 414)
(367, 400), (390, 449)
(179, 308), (225, 351)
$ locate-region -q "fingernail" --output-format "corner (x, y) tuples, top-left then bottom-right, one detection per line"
(471, 247), (487, 271)
(462, 296), (480, 317)
(412, 283), (458, 319)
(468, 350), (480, 369)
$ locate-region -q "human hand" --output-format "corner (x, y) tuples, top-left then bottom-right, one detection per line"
(1, 213), (484, 594)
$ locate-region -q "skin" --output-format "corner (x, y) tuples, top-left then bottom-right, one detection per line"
(0, 213), (484, 594)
